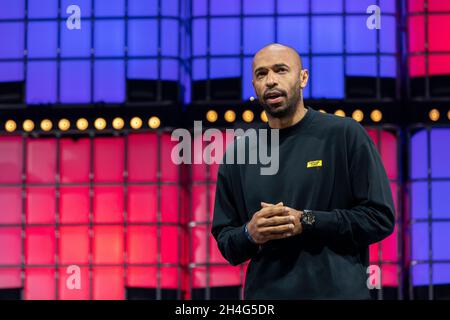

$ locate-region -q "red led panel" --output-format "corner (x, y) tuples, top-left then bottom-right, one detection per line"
(428, 0), (450, 11)
(429, 55), (450, 76)
(161, 226), (179, 264)
(428, 15), (450, 52)
(25, 227), (55, 265)
(58, 266), (90, 300)
(192, 135), (207, 182)
(408, 16), (424, 53)
(127, 226), (157, 264)
(93, 226), (124, 265)
(381, 265), (398, 287)
(0, 136), (22, 183)
(127, 133), (158, 182)
(192, 184), (207, 222)
(60, 138), (90, 183)
(94, 137), (124, 183)
(366, 129), (399, 287)
(192, 266), (241, 288)
(25, 268), (56, 300)
(59, 186), (89, 224)
(93, 186), (124, 223)
(26, 186), (56, 224)
(26, 138), (56, 183)
(126, 267), (179, 288)
(59, 226), (89, 265)
(0, 269), (21, 289)
(0, 187), (21, 224)
(0, 227), (21, 265)
(93, 267), (124, 300)
(127, 185), (158, 222)
(161, 184), (179, 223)
(160, 133), (179, 182)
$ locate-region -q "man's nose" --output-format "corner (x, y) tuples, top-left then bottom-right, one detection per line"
(265, 71), (278, 87)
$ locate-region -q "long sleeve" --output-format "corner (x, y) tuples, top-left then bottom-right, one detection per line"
(211, 164), (260, 266)
(308, 122), (396, 248)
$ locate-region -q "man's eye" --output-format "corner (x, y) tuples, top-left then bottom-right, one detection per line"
(277, 69), (287, 73)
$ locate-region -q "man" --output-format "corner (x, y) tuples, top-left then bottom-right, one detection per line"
(211, 43), (395, 299)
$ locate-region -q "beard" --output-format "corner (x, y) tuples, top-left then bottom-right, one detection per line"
(260, 89), (302, 119)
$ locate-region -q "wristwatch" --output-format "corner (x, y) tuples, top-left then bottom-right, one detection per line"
(300, 209), (316, 232)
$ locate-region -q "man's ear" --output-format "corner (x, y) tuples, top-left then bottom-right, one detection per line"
(300, 69), (309, 89)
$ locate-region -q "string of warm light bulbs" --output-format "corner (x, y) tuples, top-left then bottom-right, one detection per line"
(3, 116), (161, 133)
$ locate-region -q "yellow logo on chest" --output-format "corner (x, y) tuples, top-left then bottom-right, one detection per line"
(307, 160), (322, 168)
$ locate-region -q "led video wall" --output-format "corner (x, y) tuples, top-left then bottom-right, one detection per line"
(191, 0), (397, 101)
(0, 0), (398, 105)
(410, 128), (450, 298)
(0, 0), (187, 104)
(408, 0), (450, 98)
(0, 126), (400, 299)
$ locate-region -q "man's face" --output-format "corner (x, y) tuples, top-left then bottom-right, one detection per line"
(252, 47), (307, 118)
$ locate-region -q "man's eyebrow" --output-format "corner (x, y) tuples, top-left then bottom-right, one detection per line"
(254, 63), (290, 74)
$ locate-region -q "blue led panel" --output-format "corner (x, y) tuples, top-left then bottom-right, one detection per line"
(380, 56), (397, 77)
(210, 18), (240, 55)
(62, 0), (92, 17)
(346, 16), (376, 53)
(26, 62), (57, 104)
(277, 0), (309, 14)
(210, 0), (239, 15)
(243, 18), (275, 55)
(0, 23), (24, 59)
(94, 60), (125, 103)
(61, 21), (91, 57)
(28, 0), (57, 18)
(128, 0), (158, 16)
(0, 0), (24, 19)
(346, 0), (396, 13)
(347, 56), (377, 77)
(430, 129), (450, 178)
(94, 20), (125, 57)
(192, 59), (206, 80)
(128, 60), (158, 79)
(312, 0), (343, 13)
(277, 17), (309, 54)
(128, 20), (158, 57)
(311, 57), (344, 98)
(312, 17), (343, 53)
(193, 0), (207, 16)
(301, 57), (310, 99)
(27, 22), (58, 58)
(60, 61), (91, 103)
(242, 57), (253, 100)
(161, 20), (179, 56)
(161, 0), (179, 16)
(95, 0), (124, 17)
(192, 19), (207, 56)
(0, 62), (23, 82)
(244, 0), (274, 14)
(161, 60), (179, 80)
(380, 16), (396, 53)
(210, 58), (239, 78)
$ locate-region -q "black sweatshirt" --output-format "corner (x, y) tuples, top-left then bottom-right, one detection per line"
(211, 106), (395, 299)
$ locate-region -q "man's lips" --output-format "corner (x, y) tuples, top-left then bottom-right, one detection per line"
(264, 91), (285, 104)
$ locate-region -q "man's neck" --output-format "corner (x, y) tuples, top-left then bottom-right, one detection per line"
(268, 102), (308, 129)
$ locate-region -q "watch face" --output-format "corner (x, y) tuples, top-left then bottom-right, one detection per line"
(302, 212), (315, 225)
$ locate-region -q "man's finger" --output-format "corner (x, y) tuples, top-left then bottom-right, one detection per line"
(261, 201), (283, 208)
(257, 215), (295, 228)
(258, 206), (289, 218)
(259, 223), (295, 235)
